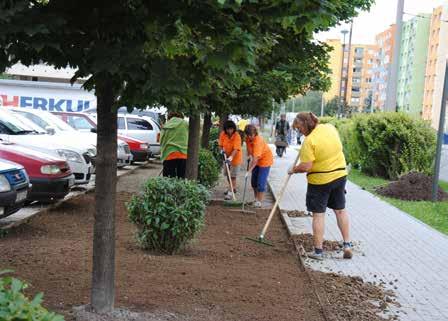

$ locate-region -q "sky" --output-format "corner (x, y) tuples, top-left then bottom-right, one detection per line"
(315, 0), (447, 44)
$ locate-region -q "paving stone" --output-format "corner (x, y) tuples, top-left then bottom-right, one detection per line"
(268, 147), (448, 321)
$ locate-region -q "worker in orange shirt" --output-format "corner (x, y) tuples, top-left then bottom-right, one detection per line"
(219, 120), (243, 200)
(244, 124), (274, 208)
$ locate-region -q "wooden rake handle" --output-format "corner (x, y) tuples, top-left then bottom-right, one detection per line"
(259, 149), (301, 239)
(223, 154), (236, 201)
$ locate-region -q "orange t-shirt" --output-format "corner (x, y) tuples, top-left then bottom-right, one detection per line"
(218, 131), (243, 166)
(166, 151), (188, 161)
(246, 135), (273, 167)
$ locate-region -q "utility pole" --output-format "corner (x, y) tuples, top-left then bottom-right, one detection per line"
(432, 61), (448, 201)
(321, 94), (325, 116)
(385, 0), (404, 112)
(343, 20), (354, 109)
(338, 29), (349, 117)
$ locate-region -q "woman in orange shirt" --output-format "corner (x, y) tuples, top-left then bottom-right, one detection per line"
(244, 124), (273, 208)
(219, 120), (243, 200)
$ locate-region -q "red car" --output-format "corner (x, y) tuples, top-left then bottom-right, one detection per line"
(0, 142), (75, 202)
(51, 111), (151, 162)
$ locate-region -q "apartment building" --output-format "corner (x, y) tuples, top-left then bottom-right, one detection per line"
(397, 14), (431, 116)
(371, 25), (396, 111)
(323, 40), (377, 110)
(423, 5), (448, 129)
(323, 39), (343, 102)
(344, 44), (378, 110)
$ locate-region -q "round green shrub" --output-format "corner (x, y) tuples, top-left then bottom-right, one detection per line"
(352, 112), (436, 179)
(198, 148), (220, 188)
(127, 177), (209, 254)
(0, 272), (64, 321)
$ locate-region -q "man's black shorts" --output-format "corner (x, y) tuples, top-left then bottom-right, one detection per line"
(306, 176), (347, 213)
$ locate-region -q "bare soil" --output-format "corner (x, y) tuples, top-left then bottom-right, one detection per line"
(376, 171), (448, 201)
(312, 272), (399, 321)
(284, 210), (310, 218)
(0, 168), (323, 321)
(292, 233), (341, 253)
(0, 167), (396, 321)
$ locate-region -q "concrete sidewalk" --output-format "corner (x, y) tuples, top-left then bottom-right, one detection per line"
(268, 147), (448, 321)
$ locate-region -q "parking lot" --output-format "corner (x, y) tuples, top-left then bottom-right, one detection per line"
(0, 162), (152, 229)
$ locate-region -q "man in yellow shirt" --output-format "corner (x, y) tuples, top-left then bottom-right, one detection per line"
(289, 112), (352, 261)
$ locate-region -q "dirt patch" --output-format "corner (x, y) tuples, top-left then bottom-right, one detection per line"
(292, 233), (341, 252)
(0, 168), (324, 321)
(311, 272), (400, 321)
(284, 210), (309, 218)
(376, 171), (448, 201)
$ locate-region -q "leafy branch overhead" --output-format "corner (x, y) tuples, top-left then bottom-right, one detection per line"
(1, 0), (373, 115)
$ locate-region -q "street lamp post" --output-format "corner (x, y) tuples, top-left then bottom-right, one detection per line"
(385, 0), (404, 112)
(343, 20), (354, 108)
(432, 60), (448, 201)
(338, 29), (349, 117)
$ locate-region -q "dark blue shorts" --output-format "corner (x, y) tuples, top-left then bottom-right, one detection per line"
(251, 166), (271, 193)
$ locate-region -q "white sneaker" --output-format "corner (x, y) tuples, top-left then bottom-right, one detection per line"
(252, 201), (262, 208)
(224, 194), (232, 200)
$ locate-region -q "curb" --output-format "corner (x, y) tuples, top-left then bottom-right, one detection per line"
(0, 162), (151, 230)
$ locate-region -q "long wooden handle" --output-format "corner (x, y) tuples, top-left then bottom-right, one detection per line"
(224, 154), (236, 201)
(259, 150), (301, 238)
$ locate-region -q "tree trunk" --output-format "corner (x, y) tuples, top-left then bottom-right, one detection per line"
(201, 111), (212, 148)
(91, 79), (118, 313)
(186, 112), (201, 180)
(218, 112), (229, 130)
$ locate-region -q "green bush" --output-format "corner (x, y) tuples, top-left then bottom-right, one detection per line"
(198, 148), (220, 188)
(209, 126), (220, 141)
(208, 127), (223, 164)
(127, 177), (209, 254)
(352, 113), (436, 179)
(0, 271), (64, 321)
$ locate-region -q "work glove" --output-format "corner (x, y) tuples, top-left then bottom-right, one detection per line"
(220, 149), (225, 156)
(224, 159), (231, 165)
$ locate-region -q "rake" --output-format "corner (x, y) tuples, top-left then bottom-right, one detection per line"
(222, 154), (244, 207)
(246, 150), (301, 246)
(231, 160), (255, 214)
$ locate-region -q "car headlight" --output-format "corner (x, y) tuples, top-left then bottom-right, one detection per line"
(57, 149), (83, 163)
(0, 174), (11, 192)
(41, 165), (62, 175)
(87, 147), (97, 157)
(140, 143), (148, 150)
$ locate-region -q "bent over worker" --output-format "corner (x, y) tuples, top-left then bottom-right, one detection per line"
(245, 124), (273, 208)
(289, 112), (352, 260)
(160, 112), (188, 179)
(219, 120), (243, 200)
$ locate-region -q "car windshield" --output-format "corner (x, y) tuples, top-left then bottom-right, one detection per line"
(0, 111), (41, 135)
(15, 110), (77, 132)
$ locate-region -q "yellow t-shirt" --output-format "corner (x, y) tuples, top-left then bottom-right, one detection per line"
(300, 124), (347, 185)
(238, 119), (249, 131)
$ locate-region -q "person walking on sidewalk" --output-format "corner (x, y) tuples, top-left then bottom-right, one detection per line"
(245, 124), (273, 208)
(288, 112), (352, 260)
(219, 120), (243, 200)
(160, 112), (188, 179)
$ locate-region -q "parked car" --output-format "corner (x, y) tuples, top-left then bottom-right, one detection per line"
(117, 114), (160, 156)
(85, 106), (162, 127)
(0, 110), (93, 184)
(52, 111), (151, 161)
(9, 108), (132, 168)
(0, 159), (30, 219)
(84, 108), (160, 155)
(0, 142), (74, 202)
